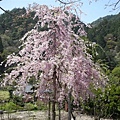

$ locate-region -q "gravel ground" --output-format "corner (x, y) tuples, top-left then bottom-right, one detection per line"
(1, 111), (113, 120)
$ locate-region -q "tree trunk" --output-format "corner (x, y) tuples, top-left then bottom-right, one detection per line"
(58, 102), (61, 120)
(48, 97), (51, 120)
(52, 98), (56, 120)
(52, 66), (57, 120)
(68, 90), (72, 120)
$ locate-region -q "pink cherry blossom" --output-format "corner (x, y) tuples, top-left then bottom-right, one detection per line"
(2, 4), (107, 103)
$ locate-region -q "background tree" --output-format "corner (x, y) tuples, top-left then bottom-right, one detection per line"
(0, 37), (3, 53)
(0, 37), (4, 75)
(86, 13), (120, 70)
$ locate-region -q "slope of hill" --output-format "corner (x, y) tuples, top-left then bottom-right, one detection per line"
(0, 8), (37, 58)
(0, 8), (37, 74)
(91, 13), (120, 26)
(86, 13), (120, 70)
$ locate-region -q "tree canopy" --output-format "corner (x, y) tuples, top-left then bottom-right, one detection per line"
(2, 4), (107, 104)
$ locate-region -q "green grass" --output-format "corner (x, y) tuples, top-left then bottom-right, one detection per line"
(0, 90), (9, 101)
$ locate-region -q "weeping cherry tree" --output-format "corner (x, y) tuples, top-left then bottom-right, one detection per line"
(2, 3), (107, 120)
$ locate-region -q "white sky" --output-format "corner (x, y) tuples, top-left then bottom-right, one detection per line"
(0, 0), (119, 23)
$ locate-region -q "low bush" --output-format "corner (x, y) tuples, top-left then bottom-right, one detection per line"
(83, 84), (120, 119)
(4, 102), (17, 111)
(0, 90), (9, 101)
(36, 100), (48, 110)
(24, 103), (35, 111)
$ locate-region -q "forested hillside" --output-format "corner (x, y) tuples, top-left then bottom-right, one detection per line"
(0, 8), (37, 74)
(86, 13), (120, 70)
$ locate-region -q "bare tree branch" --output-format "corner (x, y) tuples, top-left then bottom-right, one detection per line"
(0, 7), (15, 16)
(105, 0), (120, 11)
(57, 0), (80, 5)
(114, 0), (120, 8)
(0, 7), (8, 13)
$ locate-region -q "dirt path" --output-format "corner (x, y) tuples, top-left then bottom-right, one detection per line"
(1, 111), (112, 120)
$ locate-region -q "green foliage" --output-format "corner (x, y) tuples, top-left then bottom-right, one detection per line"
(1, 101), (22, 111)
(83, 74), (120, 119)
(0, 37), (4, 74)
(36, 100), (48, 110)
(4, 102), (17, 111)
(24, 103), (36, 111)
(12, 95), (24, 107)
(0, 8), (37, 75)
(96, 86), (119, 118)
(84, 39), (109, 73)
(112, 66), (120, 78)
(0, 37), (3, 53)
(106, 40), (116, 49)
(115, 52), (120, 65)
(0, 90), (9, 101)
(87, 13), (120, 70)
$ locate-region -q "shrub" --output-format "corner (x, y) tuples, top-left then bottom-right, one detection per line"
(4, 102), (17, 111)
(24, 103), (35, 111)
(0, 91), (9, 101)
(12, 95), (24, 107)
(36, 100), (47, 110)
(84, 85), (120, 119)
(112, 66), (120, 78)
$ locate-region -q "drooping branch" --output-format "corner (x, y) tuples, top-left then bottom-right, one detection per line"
(57, 0), (80, 5)
(113, 0), (120, 10)
(105, 0), (120, 10)
(89, 0), (120, 11)
(114, 0), (120, 7)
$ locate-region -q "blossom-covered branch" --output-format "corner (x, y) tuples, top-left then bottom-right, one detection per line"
(2, 4), (107, 104)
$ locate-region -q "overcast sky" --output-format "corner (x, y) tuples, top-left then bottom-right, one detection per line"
(0, 0), (118, 23)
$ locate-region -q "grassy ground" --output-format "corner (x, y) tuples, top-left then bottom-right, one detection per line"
(0, 91), (9, 101)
